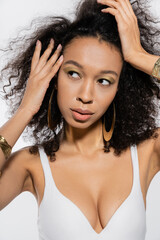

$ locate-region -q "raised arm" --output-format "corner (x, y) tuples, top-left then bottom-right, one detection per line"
(0, 39), (63, 210)
(0, 108), (34, 210)
(97, 0), (160, 157)
(97, 0), (160, 79)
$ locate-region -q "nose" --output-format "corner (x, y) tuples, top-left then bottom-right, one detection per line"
(76, 79), (94, 104)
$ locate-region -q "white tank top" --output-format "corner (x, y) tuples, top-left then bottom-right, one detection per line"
(37, 144), (146, 240)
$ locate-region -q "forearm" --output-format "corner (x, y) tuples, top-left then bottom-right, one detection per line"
(0, 107), (33, 169)
(127, 51), (160, 79)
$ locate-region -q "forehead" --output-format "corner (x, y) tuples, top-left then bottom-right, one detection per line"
(63, 37), (123, 74)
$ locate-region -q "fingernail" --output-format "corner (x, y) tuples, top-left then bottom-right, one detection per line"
(50, 38), (54, 44)
(57, 44), (62, 50)
(59, 55), (63, 62)
(36, 40), (41, 46)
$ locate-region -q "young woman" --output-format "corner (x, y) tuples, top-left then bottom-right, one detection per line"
(0, 0), (160, 239)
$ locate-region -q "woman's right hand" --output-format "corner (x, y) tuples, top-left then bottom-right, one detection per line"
(19, 39), (63, 116)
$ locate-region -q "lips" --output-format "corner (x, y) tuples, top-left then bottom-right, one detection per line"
(71, 108), (94, 115)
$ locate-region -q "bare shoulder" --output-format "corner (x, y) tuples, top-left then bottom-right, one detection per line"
(139, 127), (160, 175)
(6, 145), (40, 174)
(3, 145), (41, 198)
(0, 145), (41, 210)
(18, 146), (41, 197)
(21, 145), (48, 204)
(1, 145), (37, 176)
(137, 127), (160, 153)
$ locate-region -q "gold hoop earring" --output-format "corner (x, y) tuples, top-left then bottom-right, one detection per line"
(102, 102), (116, 142)
(48, 88), (55, 130)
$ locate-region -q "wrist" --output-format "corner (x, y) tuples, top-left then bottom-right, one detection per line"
(16, 106), (34, 123)
(126, 50), (160, 77)
(126, 50), (147, 67)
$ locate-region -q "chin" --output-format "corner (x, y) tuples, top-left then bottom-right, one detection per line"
(63, 116), (101, 129)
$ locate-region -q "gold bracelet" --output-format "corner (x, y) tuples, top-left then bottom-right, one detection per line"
(0, 135), (12, 160)
(152, 57), (160, 79)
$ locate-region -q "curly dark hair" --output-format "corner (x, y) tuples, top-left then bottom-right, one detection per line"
(0, 0), (160, 161)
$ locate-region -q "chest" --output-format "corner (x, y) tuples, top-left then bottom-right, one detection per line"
(31, 140), (159, 234)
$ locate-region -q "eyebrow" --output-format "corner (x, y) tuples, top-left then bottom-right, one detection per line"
(64, 60), (118, 77)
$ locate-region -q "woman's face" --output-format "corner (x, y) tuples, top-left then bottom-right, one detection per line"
(57, 37), (123, 129)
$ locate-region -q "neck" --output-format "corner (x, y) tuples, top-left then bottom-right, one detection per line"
(62, 119), (104, 155)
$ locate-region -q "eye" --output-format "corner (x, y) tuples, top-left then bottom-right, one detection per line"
(68, 71), (80, 79)
(98, 79), (111, 86)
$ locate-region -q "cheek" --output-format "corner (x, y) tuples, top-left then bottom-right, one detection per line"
(57, 77), (72, 100)
(56, 74), (73, 114)
(97, 86), (118, 113)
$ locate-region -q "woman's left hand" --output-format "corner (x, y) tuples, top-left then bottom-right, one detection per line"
(97, 0), (147, 62)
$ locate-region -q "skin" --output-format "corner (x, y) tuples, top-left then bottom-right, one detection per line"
(98, 0), (160, 75)
(57, 37), (123, 155)
(1, 0), (160, 236)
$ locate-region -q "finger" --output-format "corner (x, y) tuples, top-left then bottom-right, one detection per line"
(101, 6), (127, 25)
(35, 39), (55, 74)
(100, 0), (130, 23)
(116, 0), (137, 22)
(123, 0), (138, 21)
(47, 44), (62, 68)
(45, 55), (64, 83)
(40, 43), (62, 76)
(31, 40), (42, 73)
(114, 0), (139, 35)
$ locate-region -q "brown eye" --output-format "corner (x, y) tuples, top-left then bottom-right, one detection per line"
(98, 79), (111, 86)
(68, 71), (80, 79)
